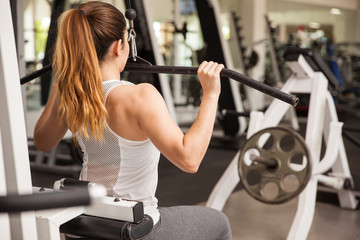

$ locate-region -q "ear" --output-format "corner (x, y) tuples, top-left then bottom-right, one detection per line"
(113, 39), (123, 56)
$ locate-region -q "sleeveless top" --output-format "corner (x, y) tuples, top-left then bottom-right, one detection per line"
(77, 80), (160, 224)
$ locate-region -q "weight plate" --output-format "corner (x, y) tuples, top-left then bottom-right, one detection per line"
(238, 127), (312, 204)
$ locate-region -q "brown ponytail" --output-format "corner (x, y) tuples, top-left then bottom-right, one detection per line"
(53, 1), (126, 143)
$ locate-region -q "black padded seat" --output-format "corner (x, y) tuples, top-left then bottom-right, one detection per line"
(61, 214), (153, 240)
(283, 47), (339, 90)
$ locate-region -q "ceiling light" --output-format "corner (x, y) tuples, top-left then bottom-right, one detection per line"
(330, 8), (341, 15)
(308, 22), (320, 29)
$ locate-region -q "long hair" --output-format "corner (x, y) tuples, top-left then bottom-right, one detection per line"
(53, 1), (127, 142)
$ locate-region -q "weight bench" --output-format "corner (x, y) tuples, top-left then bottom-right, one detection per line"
(0, 178), (154, 240)
(53, 178), (154, 240)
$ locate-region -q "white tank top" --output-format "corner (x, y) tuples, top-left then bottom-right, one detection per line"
(77, 79), (160, 224)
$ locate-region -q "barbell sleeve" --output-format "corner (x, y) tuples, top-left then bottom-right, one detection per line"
(20, 63), (299, 106)
(250, 155), (278, 169)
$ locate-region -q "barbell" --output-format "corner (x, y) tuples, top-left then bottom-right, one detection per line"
(20, 60), (299, 107)
(238, 127), (312, 204)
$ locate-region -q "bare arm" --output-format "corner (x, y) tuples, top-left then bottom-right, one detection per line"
(33, 81), (68, 152)
(138, 61), (223, 173)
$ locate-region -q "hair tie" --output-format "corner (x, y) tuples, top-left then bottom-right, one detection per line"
(80, 9), (86, 16)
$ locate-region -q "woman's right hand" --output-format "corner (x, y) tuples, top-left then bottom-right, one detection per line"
(197, 61), (224, 97)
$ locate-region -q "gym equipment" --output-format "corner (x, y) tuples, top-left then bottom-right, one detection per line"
(195, 0), (245, 135)
(60, 214), (153, 240)
(20, 60), (298, 106)
(0, 178), (153, 240)
(329, 42), (360, 119)
(1, 1), (37, 238)
(0, 184), (105, 213)
(168, 0), (201, 108)
(53, 178), (145, 223)
(238, 127), (312, 204)
(265, 16), (299, 130)
(39, 178), (153, 240)
(265, 15), (283, 85)
(127, 63), (298, 106)
(125, 8), (137, 62)
(221, 109), (251, 118)
(124, 0), (177, 123)
(53, 178), (154, 240)
(40, 0), (66, 106)
(231, 11), (259, 75)
(207, 47), (358, 240)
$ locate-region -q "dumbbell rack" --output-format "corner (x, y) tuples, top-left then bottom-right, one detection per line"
(230, 11), (248, 76)
(265, 15), (283, 85)
(206, 52), (358, 240)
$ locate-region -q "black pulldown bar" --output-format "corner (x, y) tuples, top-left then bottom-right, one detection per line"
(20, 62), (299, 106)
(124, 63), (298, 106)
(21, 64), (52, 85)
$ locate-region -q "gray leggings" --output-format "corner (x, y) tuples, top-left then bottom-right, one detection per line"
(145, 206), (232, 240)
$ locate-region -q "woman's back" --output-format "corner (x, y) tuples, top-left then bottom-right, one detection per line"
(77, 80), (161, 223)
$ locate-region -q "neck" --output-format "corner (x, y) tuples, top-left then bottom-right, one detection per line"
(99, 61), (121, 81)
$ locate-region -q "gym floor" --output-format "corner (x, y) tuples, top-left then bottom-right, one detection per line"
(30, 114), (360, 239)
(217, 190), (360, 240)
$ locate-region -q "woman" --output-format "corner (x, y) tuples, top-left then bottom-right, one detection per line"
(34, 1), (231, 239)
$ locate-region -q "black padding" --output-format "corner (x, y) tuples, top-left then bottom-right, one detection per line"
(283, 47), (338, 89)
(60, 214), (153, 240)
(312, 52), (339, 89)
(62, 178), (90, 188)
(122, 215), (154, 239)
(59, 178), (91, 192)
(132, 201), (145, 223)
(0, 190), (90, 213)
(283, 47), (311, 62)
